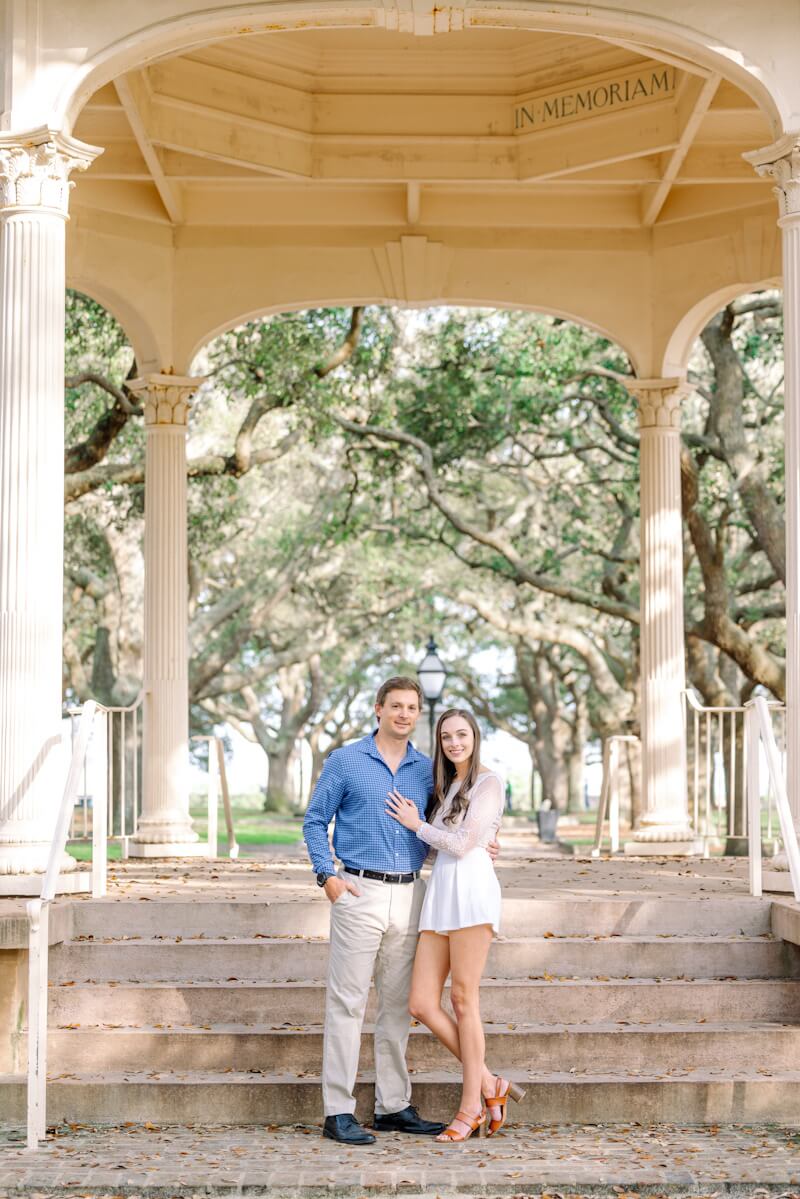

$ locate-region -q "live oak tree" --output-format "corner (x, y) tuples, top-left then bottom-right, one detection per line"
(62, 293), (786, 832)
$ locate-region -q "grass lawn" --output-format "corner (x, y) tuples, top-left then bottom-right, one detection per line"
(65, 792), (305, 860)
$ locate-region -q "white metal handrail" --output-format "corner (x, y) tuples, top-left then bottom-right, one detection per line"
(683, 689), (787, 852)
(65, 696), (143, 862)
(26, 700), (97, 1151)
(191, 734), (239, 860)
(591, 734), (639, 856)
(746, 696), (800, 901)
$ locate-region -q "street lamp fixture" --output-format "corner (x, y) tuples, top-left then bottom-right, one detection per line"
(417, 635), (447, 753)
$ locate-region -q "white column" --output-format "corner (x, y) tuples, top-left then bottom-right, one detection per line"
(746, 136), (800, 854)
(129, 374), (206, 858)
(625, 379), (701, 855)
(0, 130), (99, 891)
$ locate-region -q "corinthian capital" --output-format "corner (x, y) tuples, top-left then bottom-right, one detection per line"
(129, 374), (206, 429)
(744, 135), (800, 219)
(626, 378), (687, 431)
(0, 128), (101, 217)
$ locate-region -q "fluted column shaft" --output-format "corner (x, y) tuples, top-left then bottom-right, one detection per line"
(746, 137), (800, 829)
(129, 376), (204, 855)
(626, 380), (696, 852)
(0, 131), (98, 882)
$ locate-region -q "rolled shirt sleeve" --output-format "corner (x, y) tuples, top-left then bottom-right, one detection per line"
(303, 754), (347, 875)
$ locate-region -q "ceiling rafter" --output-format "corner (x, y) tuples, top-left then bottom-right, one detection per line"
(114, 72), (184, 225)
(640, 73), (721, 226)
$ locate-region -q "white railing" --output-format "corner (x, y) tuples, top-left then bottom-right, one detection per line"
(746, 695), (800, 901)
(591, 734), (639, 856)
(26, 700), (98, 1151)
(191, 734), (239, 859)
(684, 690), (786, 852)
(65, 696), (143, 863)
(27, 708), (239, 1152)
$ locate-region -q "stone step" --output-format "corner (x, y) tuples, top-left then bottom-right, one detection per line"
(3, 1068), (800, 1125)
(47, 977), (800, 1025)
(40, 1020), (800, 1074)
(70, 895), (772, 939)
(49, 934), (798, 982)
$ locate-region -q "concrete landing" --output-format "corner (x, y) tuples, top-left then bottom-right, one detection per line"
(1, 1120), (799, 1196)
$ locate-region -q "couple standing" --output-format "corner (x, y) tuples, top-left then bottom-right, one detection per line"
(303, 675), (524, 1145)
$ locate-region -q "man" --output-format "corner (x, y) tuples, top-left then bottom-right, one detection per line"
(303, 676), (451, 1145)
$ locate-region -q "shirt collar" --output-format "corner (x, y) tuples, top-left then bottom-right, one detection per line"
(359, 730), (427, 767)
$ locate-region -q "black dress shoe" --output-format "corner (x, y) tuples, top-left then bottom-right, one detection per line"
(373, 1105), (446, 1135)
(323, 1114), (376, 1144)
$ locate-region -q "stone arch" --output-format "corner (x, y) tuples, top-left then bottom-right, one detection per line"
(187, 296), (637, 377)
(54, 1), (785, 136)
(662, 277), (782, 377)
(67, 277), (163, 375)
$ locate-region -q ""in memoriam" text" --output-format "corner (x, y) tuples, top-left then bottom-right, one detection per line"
(514, 66), (676, 132)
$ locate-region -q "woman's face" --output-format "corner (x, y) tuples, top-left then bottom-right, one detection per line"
(439, 715), (475, 766)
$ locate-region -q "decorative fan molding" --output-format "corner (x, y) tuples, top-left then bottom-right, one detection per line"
(372, 236), (454, 302)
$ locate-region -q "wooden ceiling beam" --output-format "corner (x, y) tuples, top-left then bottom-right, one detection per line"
(114, 72), (185, 224)
(640, 72), (721, 226)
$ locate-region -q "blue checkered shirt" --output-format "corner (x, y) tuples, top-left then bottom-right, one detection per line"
(303, 732), (433, 876)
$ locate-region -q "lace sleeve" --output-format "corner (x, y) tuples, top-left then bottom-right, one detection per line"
(416, 774), (502, 858)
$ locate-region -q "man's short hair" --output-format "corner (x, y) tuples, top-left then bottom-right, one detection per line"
(376, 676), (423, 707)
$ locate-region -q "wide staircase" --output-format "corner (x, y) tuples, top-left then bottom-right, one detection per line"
(4, 858), (800, 1126)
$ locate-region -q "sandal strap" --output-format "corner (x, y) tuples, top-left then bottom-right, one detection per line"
(483, 1078), (510, 1106)
(441, 1110), (484, 1140)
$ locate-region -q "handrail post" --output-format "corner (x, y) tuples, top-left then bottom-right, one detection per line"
(752, 696), (800, 902)
(591, 738), (611, 857)
(207, 738), (218, 859)
(216, 737), (239, 860)
(25, 898), (48, 1150)
(92, 730), (107, 898)
(746, 704), (762, 898)
(609, 739), (620, 853)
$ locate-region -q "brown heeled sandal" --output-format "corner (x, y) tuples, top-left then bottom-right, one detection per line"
(436, 1108), (487, 1142)
(482, 1077), (526, 1136)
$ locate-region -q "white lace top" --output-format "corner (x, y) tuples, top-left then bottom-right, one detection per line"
(416, 770), (503, 858)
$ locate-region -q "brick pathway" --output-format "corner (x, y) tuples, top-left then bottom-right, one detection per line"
(2, 1121), (800, 1197)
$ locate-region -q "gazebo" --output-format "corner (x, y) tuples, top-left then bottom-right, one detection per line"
(1, 0), (798, 886)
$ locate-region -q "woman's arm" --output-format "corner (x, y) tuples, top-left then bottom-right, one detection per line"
(416, 776), (503, 859)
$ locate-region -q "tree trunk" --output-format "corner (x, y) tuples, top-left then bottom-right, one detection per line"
(567, 746), (584, 813)
(265, 741), (298, 813)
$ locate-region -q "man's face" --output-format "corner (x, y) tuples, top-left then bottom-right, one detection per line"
(375, 689), (421, 739)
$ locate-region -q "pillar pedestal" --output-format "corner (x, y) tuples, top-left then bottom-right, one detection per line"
(624, 380), (702, 856)
(128, 374), (206, 859)
(0, 130), (100, 893)
(745, 137), (800, 875)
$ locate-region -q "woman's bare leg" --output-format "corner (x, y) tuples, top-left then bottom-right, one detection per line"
(441, 923), (493, 1137)
(409, 931), (498, 1105)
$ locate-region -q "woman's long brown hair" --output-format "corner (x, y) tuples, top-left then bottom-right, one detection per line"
(426, 708), (482, 826)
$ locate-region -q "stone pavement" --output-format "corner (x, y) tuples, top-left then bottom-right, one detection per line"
(2, 1120), (800, 1197)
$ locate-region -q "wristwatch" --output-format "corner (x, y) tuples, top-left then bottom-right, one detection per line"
(316, 871), (334, 887)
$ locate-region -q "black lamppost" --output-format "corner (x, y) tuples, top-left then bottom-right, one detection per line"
(417, 636), (447, 752)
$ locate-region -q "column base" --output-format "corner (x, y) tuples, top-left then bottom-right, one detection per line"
(624, 839), (705, 856)
(128, 841), (210, 859)
(0, 870), (91, 897)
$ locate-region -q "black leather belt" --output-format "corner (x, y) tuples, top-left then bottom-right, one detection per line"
(344, 866), (420, 884)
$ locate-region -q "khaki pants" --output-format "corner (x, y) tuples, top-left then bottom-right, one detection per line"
(322, 873), (425, 1116)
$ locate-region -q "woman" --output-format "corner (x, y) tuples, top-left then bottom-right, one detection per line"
(386, 707), (524, 1143)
